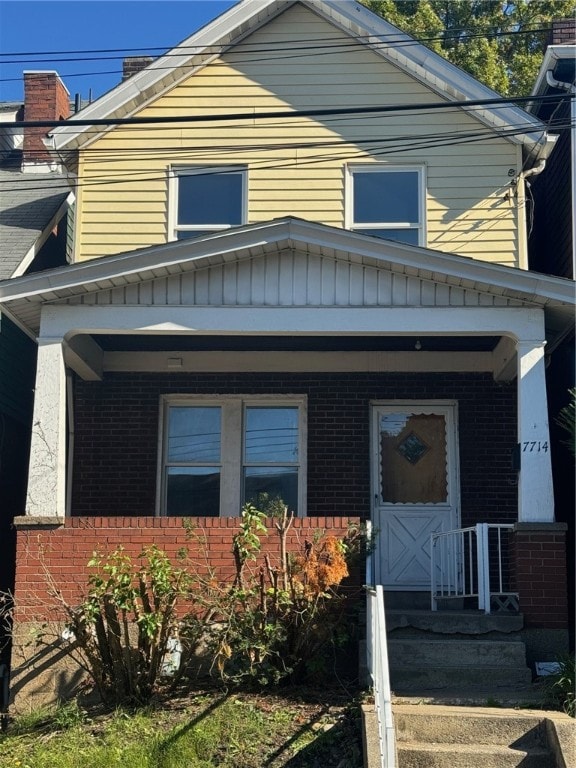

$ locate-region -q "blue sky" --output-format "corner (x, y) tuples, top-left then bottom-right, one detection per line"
(0, 1), (238, 102)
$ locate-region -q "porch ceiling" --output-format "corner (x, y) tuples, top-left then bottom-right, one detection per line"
(93, 333), (500, 353)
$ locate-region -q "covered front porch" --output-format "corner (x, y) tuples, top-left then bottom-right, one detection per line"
(0, 219), (572, 705)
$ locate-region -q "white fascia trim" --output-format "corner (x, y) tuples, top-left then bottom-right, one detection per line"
(48, 0), (547, 159)
(11, 191), (74, 278)
(530, 46), (576, 100)
(0, 218), (574, 306)
(39, 304), (546, 344)
(49, 0), (286, 151)
(314, 0), (547, 157)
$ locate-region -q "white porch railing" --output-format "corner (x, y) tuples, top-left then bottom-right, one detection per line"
(366, 523), (397, 768)
(431, 523), (518, 614)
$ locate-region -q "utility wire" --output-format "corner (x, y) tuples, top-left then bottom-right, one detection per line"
(3, 117), (573, 194)
(0, 27), (558, 84)
(3, 93), (570, 130)
(0, 25), (554, 61)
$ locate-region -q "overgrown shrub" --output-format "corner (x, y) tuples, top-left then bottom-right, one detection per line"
(214, 499), (363, 686)
(62, 546), (206, 705)
(27, 503), (364, 704)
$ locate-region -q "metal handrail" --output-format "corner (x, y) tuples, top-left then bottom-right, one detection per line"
(431, 523), (516, 614)
(366, 523), (397, 768)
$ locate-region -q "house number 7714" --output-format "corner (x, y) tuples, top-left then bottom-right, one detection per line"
(522, 441), (548, 453)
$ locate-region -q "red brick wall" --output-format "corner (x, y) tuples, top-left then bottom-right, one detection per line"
(510, 524), (568, 629)
(13, 516), (359, 623)
(71, 372), (518, 524)
(23, 72), (70, 164)
(551, 19), (576, 44)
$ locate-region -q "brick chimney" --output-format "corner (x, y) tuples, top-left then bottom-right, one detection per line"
(22, 71), (70, 169)
(550, 19), (576, 45)
(122, 56), (154, 81)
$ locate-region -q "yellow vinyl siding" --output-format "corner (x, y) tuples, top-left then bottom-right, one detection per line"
(75, 3), (522, 266)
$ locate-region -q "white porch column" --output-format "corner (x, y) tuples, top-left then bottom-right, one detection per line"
(26, 337), (67, 517)
(516, 338), (554, 522)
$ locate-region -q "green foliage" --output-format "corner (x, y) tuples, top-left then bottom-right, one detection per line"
(43, 506), (364, 703)
(215, 503), (362, 686)
(64, 546), (201, 706)
(555, 388), (576, 458)
(363, 0), (576, 95)
(232, 503), (268, 587)
(545, 654), (576, 717)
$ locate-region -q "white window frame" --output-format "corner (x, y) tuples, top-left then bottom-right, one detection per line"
(157, 394), (307, 517)
(345, 164), (426, 246)
(168, 165), (248, 241)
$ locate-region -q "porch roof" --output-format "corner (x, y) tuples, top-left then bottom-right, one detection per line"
(0, 217), (573, 346)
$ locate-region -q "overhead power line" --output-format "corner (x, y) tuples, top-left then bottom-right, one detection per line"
(2, 116), (573, 194)
(0, 25), (553, 61)
(3, 93), (570, 131)
(0, 26), (557, 85)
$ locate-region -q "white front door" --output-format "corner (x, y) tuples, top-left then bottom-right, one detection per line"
(371, 402), (460, 589)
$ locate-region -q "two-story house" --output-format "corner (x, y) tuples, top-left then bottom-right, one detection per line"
(0, 0), (573, 708)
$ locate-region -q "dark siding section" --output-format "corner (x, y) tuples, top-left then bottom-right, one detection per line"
(529, 99), (573, 278)
(0, 314), (36, 425)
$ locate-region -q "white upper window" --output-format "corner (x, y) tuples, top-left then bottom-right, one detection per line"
(347, 165), (425, 246)
(169, 166), (247, 240)
(159, 396), (306, 517)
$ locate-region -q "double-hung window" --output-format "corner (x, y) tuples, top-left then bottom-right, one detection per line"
(160, 396), (305, 516)
(347, 165), (425, 245)
(169, 166), (247, 240)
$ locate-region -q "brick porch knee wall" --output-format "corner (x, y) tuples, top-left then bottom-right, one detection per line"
(10, 515), (361, 710)
(12, 515), (361, 624)
(510, 523), (569, 630)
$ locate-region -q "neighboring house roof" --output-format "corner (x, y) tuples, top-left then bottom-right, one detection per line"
(47, 0), (552, 163)
(0, 217), (573, 345)
(0, 169), (71, 280)
(530, 45), (576, 108)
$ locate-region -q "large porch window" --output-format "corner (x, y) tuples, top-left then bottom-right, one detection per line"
(160, 396), (306, 516)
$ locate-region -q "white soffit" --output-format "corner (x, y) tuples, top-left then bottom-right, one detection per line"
(48, 0), (549, 159)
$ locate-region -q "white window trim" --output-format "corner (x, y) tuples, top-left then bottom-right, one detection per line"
(157, 394), (307, 517)
(167, 165), (248, 242)
(345, 164), (427, 246)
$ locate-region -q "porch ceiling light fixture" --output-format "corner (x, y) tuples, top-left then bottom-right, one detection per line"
(414, 339), (422, 350)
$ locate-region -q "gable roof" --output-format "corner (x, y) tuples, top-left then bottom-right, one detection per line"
(0, 169), (71, 280)
(48, 0), (551, 163)
(0, 218), (573, 345)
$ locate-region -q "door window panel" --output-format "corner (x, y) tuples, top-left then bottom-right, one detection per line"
(379, 412), (447, 503)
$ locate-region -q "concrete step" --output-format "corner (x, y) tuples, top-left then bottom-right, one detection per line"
(394, 705), (547, 746)
(394, 705), (555, 768)
(386, 609), (524, 635)
(397, 742), (554, 768)
(388, 638), (528, 668)
(390, 664), (532, 691)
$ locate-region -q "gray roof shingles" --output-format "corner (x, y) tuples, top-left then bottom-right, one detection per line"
(0, 169), (70, 279)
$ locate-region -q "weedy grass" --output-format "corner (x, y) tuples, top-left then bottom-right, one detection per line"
(0, 688), (363, 768)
